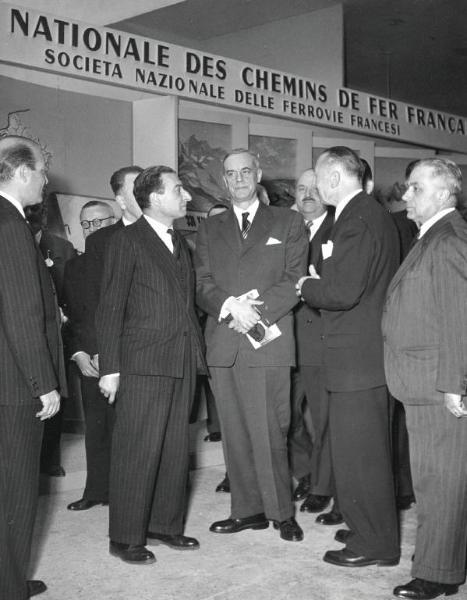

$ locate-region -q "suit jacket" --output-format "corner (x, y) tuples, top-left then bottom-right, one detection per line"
(295, 210), (334, 367)
(301, 192), (400, 391)
(38, 231), (76, 307)
(84, 220), (124, 313)
(195, 203), (308, 367)
(96, 216), (206, 378)
(0, 195), (66, 404)
(383, 210), (467, 405)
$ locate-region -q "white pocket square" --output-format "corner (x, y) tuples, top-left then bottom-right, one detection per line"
(266, 237), (281, 245)
(321, 240), (334, 259)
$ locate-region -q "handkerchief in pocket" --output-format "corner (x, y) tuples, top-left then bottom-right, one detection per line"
(266, 237), (281, 246)
(322, 240), (334, 259)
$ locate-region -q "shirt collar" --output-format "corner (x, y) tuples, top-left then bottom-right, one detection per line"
(305, 211), (327, 240)
(233, 198), (260, 228)
(143, 214), (175, 252)
(334, 189), (362, 222)
(0, 191), (26, 218)
(418, 207), (455, 238)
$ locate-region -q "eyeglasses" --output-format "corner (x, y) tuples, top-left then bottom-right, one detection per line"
(224, 167), (256, 180)
(80, 217), (113, 229)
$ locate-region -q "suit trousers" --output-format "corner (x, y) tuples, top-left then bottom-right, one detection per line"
(406, 404), (467, 584)
(210, 357), (293, 522)
(287, 368), (314, 481)
(109, 350), (196, 545)
(301, 365), (333, 496)
(81, 375), (115, 501)
(329, 386), (399, 558)
(391, 398), (414, 498)
(0, 403), (43, 600)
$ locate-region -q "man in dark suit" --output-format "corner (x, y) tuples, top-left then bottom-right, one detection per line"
(291, 169), (336, 516)
(195, 148), (308, 542)
(383, 158), (467, 600)
(25, 201), (76, 478)
(64, 200), (116, 511)
(297, 146), (400, 567)
(0, 136), (66, 600)
(97, 166), (206, 564)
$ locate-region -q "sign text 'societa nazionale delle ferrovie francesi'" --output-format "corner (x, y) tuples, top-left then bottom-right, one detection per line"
(1, 4), (467, 153)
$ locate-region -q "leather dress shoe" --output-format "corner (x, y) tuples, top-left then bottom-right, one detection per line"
(27, 580), (47, 597)
(293, 474), (311, 501)
(300, 494), (330, 513)
(41, 464), (66, 477)
(109, 541), (156, 564)
(334, 529), (351, 544)
(210, 513), (269, 533)
(215, 474), (230, 493)
(316, 508), (344, 525)
(393, 579), (459, 599)
(397, 494), (416, 511)
(147, 532), (199, 550)
(204, 432), (221, 442)
(323, 547), (399, 567)
(273, 517), (304, 542)
(67, 498), (108, 511)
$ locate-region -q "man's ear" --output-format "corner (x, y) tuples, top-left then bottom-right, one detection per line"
(256, 168), (263, 184)
(148, 190), (159, 208)
(330, 170), (340, 189)
(17, 163), (30, 183)
(115, 194), (126, 211)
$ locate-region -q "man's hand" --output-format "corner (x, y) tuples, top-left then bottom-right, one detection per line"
(74, 351), (99, 378)
(227, 298), (262, 333)
(36, 390), (61, 420)
(296, 265), (320, 298)
(444, 393), (467, 418)
(99, 374), (120, 405)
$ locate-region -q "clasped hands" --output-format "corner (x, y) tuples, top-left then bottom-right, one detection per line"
(226, 297), (263, 334)
(444, 393), (467, 418)
(295, 264), (320, 299)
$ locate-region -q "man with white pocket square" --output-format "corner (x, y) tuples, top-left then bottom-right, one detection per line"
(296, 147), (401, 567)
(195, 148), (308, 542)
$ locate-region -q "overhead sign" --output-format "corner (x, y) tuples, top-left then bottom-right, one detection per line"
(1, 4), (467, 153)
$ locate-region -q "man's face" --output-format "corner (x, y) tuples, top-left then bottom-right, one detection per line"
(80, 205), (114, 238)
(223, 152), (261, 205)
(155, 172), (191, 221)
(117, 172), (142, 220)
(295, 169), (326, 220)
(403, 165), (447, 225)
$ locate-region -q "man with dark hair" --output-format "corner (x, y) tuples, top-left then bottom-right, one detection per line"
(384, 158), (467, 600)
(195, 148), (308, 542)
(297, 146), (400, 567)
(0, 136), (66, 599)
(97, 165), (205, 564)
(64, 200), (116, 512)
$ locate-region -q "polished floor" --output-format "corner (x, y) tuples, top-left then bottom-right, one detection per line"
(32, 425), (421, 600)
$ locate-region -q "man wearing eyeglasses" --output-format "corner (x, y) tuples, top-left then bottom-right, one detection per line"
(63, 200), (116, 513)
(195, 148), (308, 542)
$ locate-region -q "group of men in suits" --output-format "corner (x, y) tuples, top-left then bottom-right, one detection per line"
(2, 133), (465, 600)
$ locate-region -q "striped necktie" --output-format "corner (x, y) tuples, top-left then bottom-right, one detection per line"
(241, 212), (251, 239)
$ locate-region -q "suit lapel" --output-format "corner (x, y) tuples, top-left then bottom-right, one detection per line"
(386, 213), (454, 296)
(217, 208), (242, 255)
(240, 202), (272, 256)
(136, 217), (186, 298)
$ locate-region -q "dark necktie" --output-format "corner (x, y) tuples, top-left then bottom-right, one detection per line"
(167, 228), (180, 259)
(305, 220), (313, 239)
(241, 212), (251, 239)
